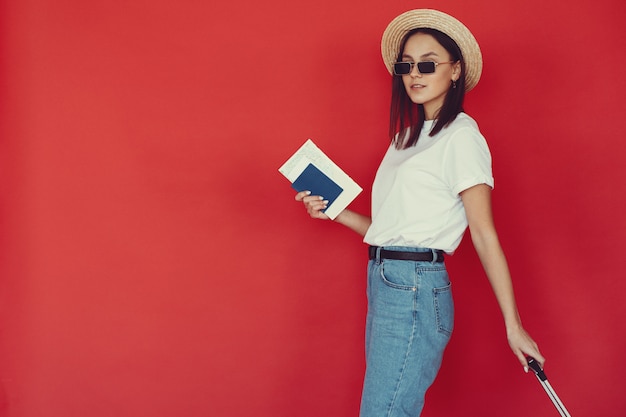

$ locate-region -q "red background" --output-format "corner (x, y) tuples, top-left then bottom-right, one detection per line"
(1, 0), (625, 416)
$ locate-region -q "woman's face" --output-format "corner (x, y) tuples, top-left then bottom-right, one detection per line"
(400, 32), (461, 120)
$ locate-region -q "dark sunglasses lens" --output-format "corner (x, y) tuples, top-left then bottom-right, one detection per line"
(393, 62), (411, 75)
(417, 62), (436, 73)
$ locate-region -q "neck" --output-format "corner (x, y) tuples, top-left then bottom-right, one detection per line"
(424, 104), (442, 121)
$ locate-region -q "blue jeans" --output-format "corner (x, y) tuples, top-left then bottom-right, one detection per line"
(360, 246), (454, 417)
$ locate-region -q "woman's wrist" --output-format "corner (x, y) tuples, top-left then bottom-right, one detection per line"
(333, 209), (371, 236)
(505, 318), (523, 335)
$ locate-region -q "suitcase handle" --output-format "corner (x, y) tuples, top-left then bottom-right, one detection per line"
(527, 356), (547, 381)
(526, 357), (572, 417)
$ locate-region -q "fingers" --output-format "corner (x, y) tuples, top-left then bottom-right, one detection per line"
(524, 347), (545, 369)
(305, 196), (329, 219)
(294, 190), (311, 201)
(517, 348), (545, 373)
(295, 190), (329, 219)
(519, 337), (544, 366)
(508, 327), (545, 372)
(516, 351), (531, 372)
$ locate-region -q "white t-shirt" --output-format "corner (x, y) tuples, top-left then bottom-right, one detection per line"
(363, 113), (494, 254)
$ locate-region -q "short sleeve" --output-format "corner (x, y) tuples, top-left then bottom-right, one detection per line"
(443, 127), (494, 195)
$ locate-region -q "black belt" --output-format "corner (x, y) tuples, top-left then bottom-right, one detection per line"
(368, 246), (445, 263)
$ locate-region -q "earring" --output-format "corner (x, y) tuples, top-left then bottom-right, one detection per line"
(452, 80), (457, 89)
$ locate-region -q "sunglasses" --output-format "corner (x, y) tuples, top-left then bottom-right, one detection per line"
(393, 61), (455, 75)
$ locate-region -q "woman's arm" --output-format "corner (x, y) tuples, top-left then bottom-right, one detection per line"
(295, 190), (371, 236)
(460, 184), (545, 371)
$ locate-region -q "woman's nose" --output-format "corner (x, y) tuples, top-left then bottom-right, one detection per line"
(410, 64), (422, 77)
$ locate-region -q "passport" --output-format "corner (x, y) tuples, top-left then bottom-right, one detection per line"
(291, 163), (344, 213)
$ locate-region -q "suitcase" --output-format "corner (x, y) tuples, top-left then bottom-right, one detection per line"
(527, 357), (572, 417)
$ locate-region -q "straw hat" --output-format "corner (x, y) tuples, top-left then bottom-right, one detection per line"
(381, 9), (483, 91)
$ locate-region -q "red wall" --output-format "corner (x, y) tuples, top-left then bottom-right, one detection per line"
(1, 0), (625, 416)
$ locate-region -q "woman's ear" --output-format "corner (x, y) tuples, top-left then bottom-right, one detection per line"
(451, 61), (462, 82)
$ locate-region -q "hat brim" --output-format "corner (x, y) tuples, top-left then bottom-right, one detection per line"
(381, 9), (482, 92)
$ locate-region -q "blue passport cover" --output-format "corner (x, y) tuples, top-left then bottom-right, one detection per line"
(291, 163), (343, 212)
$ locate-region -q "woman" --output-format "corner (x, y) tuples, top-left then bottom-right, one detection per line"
(295, 9), (544, 417)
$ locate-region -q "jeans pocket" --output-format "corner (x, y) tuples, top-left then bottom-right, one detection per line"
(433, 283), (454, 336)
(379, 259), (417, 291)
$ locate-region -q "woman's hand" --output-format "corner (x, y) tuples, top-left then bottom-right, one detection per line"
(507, 325), (545, 372)
(294, 191), (372, 235)
(295, 191), (329, 220)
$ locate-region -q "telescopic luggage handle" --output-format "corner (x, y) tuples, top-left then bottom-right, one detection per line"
(527, 357), (572, 417)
